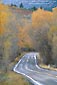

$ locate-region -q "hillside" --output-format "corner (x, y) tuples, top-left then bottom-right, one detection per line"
(0, 4), (57, 85)
(0, 4), (32, 60)
(0, 4), (32, 85)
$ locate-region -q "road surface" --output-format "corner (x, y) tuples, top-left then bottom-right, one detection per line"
(13, 52), (57, 85)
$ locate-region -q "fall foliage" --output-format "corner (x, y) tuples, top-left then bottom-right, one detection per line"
(0, 4), (57, 74)
(0, 4), (19, 72)
(32, 8), (53, 28)
(31, 8), (57, 64)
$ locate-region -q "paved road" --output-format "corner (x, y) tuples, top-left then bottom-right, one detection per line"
(13, 52), (57, 85)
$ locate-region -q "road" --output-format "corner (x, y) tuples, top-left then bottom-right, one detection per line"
(13, 52), (57, 85)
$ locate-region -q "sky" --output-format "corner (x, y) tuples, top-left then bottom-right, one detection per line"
(0, 0), (57, 9)
(3, 0), (57, 4)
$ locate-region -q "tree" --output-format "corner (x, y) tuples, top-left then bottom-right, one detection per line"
(0, 5), (11, 72)
(11, 4), (17, 7)
(48, 26), (57, 65)
(0, 4), (19, 72)
(31, 6), (37, 11)
(52, 35), (57, 65)
(31, 8), (53, 64)
(40, 6), (43, 9)
(19, 3), (23, 8)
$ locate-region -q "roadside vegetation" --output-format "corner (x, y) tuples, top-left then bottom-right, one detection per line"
(0, 4), (57, 85)
(31, 8), (57, 66)
(39, 64), (57, 71)
(0, 52), (31, 85)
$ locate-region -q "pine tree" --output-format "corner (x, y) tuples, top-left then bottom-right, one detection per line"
(19, 3), (23, 8)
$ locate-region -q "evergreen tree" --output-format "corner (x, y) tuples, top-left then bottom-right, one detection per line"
(31, 6), (37, 11)
(40, 6), (42, 9)
(19, 3), (23, 8)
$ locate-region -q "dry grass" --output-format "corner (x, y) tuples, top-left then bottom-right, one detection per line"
(0, 52), (30, 85)
(39, 64), (57, 71)
(0, 71), (29, 85)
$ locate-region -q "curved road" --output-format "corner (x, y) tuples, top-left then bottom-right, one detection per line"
(13, 52), (57, 85)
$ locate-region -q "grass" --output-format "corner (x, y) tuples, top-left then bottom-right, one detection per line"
(0, 71), (30, 85)
(0, 52), (30, 85)
(39, 64), (57, 71)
